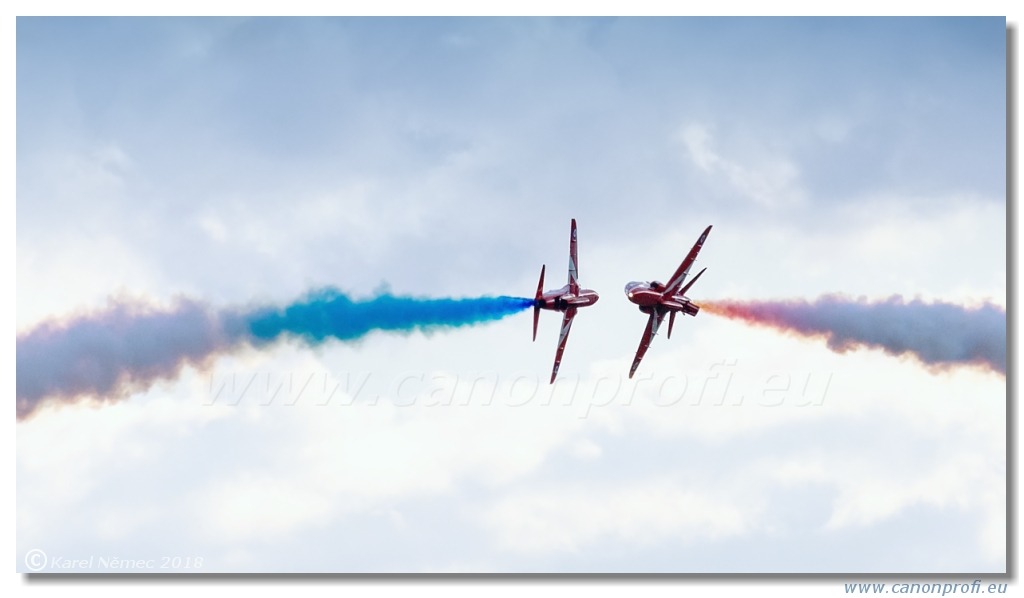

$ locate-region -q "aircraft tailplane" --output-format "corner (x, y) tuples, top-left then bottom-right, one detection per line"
(533, 265), (545, 341)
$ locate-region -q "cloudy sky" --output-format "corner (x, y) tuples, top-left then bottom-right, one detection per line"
(16, 17), (1006, 574)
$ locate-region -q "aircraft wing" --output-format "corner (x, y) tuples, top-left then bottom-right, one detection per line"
(550, 307), (577, 383)
(629, 311), (665, 379)
(567, 218), (580, 295)
(662, 225), (712, 298)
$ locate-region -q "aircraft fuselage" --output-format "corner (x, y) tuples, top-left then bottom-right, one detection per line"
(624, 282), (699, 316)
(536, 285), (600, 311)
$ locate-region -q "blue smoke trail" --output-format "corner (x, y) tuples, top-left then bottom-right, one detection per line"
(241, 289), (535, 344)
(16, 289), (534, 420)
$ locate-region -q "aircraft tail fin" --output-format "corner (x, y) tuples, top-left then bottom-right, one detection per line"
(678, 267), (706, 297)
(668, 311), (676, 340)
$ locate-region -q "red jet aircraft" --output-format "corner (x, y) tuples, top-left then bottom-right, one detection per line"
(624, 225), (712, 378)
(533, 218), (600, 383)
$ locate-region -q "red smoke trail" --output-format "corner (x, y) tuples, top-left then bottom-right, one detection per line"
(702, 295), (1006, 376)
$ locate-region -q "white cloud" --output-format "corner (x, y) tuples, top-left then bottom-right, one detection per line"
(608, 321), (1005, 567)
(174, 342), (606, 546)
(678, 122), (806, 209)
(17, 382), (233, 552)
(481, 477), (753, 554)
